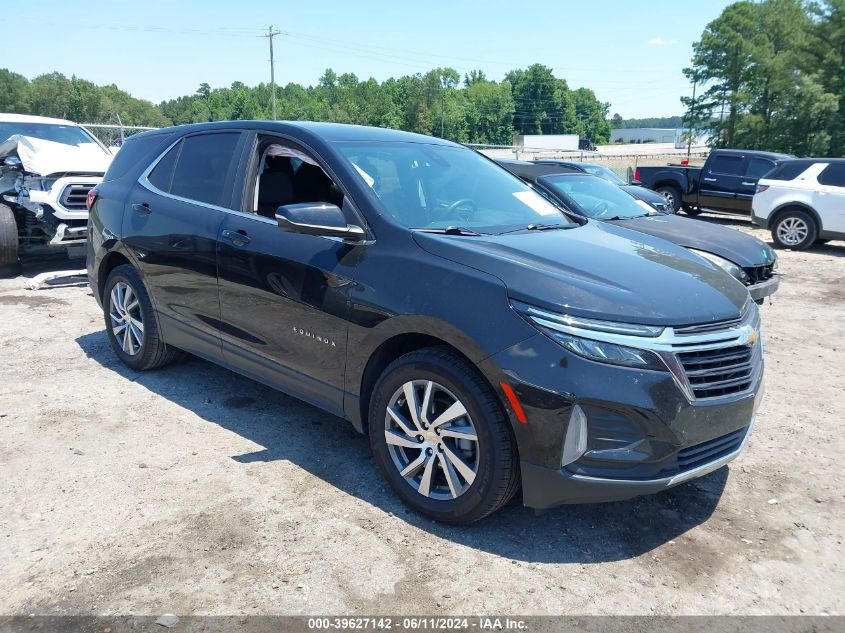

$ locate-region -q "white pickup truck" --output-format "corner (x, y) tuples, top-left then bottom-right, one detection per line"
(0, 113), (113, 275)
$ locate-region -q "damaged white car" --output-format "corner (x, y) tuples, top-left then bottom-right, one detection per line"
(0, 114), (113, 275)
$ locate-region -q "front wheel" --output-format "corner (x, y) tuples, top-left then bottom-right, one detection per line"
(368, 347), (519, 524)
(103, 264), (179, 370)
(771, 209), (818, 250)
(655, 185), (682, 212)
(0, 203), (20, 277)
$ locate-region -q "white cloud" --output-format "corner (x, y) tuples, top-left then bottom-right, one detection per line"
(649, 37), (679, 46)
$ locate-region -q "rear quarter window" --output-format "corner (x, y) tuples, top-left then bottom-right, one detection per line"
(818, 163), (845, 187)
(765, 161), (812, 181)
(102, 134), (173, 182)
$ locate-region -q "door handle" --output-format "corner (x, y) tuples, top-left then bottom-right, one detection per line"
(221, 229), (251, 246)
(132, 202), (152, 215)
(703, 177), (717, 182)
(742, 181), (756, 186)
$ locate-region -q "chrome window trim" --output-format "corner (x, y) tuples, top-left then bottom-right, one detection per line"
(137, 134), (372, 246)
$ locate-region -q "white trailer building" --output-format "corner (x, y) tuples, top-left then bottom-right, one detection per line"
(513, 134), (580, 152)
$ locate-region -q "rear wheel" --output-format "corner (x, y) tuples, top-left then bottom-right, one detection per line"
(103, 264), (179, 370)
(0, 203), (20, 277)
(368, 347), (519, 524)
(655, 185), (682, 213)
(771, 209), (817, 250)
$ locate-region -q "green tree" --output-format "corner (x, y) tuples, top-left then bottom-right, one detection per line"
(687, 0), (838, 154)
(0, 69), (31, 113)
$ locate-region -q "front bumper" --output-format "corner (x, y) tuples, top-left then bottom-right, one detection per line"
(751, 210), (769, 229)
(748, 274), (779, 302)
(522, 419), (754, 508)
(480, 331), (764, 508)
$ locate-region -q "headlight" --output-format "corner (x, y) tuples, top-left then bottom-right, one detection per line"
(550, 331), (666, 370)
(513, 302), (667, 371)
(689, 249), (750, 284)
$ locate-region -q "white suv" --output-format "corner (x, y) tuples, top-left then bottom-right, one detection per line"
(752, 159), (845, 250)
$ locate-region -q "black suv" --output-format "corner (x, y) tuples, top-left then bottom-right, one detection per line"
(87, 122), (765, 523)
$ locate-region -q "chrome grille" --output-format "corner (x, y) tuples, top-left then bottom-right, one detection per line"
(677, 345), (755, 399)
(59, 183), (94, 210)
(515, 300), (763, 402)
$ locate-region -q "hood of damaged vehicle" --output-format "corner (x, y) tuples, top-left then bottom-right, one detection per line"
(0, 134), (113, 177)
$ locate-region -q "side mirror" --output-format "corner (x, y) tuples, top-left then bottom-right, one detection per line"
(275, 203), (365, 241)
(3, 156), (22, 168)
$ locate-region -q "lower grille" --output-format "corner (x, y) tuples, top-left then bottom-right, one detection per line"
(744, 263), (775, 285)
(678, 345), (755, 399)
(676, 427), (747, 471)
(59, 183), (94, 210)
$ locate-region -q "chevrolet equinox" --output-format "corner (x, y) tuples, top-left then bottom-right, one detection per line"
(87, 122), (765, 523)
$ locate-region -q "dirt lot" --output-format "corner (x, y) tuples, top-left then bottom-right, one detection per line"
(0, 216), (843, 617)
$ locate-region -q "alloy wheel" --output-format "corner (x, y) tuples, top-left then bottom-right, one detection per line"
(384, 380), (479, 500)
(109, 281), (144, 355)
(777, 217), (809, 247)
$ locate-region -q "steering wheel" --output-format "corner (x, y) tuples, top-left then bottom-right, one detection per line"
(434, 198), (478, 222)
(590, 200), (611, 217)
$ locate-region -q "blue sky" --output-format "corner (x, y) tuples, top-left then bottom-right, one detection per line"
(7, 0), (735, 119)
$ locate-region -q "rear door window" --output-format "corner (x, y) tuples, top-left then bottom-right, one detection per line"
(708, 154), (744, 175)
(169, 133), (241, 207)
(744, 158), (776, 179)
(818, 163), (845, 187)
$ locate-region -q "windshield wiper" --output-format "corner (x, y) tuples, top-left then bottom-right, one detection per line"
(500, 223), (570, 235)
(417, 226), (486, 236)
(603, 214), (649, 221)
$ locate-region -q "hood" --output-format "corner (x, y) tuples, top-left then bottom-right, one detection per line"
(0, 134), (112, 176)
(608, 213), (776, 268)
(413, 221), (749, 327)
(620, 184), (667, 206)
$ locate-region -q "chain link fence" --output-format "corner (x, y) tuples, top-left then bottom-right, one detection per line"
(472, 145), (709, 182)
(81, 123), (159, 148)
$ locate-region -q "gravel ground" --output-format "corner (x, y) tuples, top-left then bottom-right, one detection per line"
(0, 216), (843, 617)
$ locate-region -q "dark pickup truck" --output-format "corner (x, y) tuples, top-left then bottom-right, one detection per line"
(635, 149), (791, 215)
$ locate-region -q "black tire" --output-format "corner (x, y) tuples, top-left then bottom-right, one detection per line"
(655, 185), (682, 212)
(103, 264), (179, 371)
(368, 347), (519, 524)
(0, 203), (20, 277)
(770, 209), (818, 250)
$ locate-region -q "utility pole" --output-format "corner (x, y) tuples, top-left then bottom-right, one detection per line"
(260, 25), (282, 120)
(686, 79), (697, 159)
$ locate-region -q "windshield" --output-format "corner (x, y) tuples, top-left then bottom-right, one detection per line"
(0, 122), (102, 148)
(540, 174), (657, 220)
(336, 142), (574, 234)
(578, 163), (626, 185)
